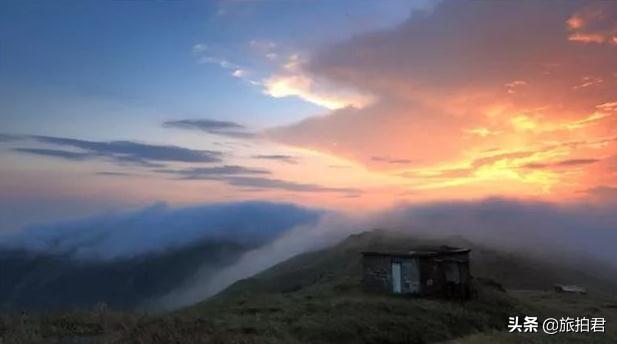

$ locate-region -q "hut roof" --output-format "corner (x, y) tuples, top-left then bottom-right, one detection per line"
(362, 246), (470, 258)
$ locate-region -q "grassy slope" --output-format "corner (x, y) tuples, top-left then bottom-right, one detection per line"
(125, 230), (617, 343)
(446, 290), (617, 344)
(207, 229), (616, 298)
(1, 230), (616, 343)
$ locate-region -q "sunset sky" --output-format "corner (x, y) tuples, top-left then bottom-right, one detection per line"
(1, 0), (616, 231)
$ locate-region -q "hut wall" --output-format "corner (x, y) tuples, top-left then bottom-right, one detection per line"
(418, 252), (471, 298)
(419, 258), (444, 296)
(363, 250), (471, 299)
(362, 255), (392, 293)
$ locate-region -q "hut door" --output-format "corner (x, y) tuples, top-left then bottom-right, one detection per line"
(392, 263), (402, 294)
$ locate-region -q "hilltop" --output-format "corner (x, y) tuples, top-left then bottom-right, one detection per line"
(2, 229), (617, 343)
(200, 229), (617, 299)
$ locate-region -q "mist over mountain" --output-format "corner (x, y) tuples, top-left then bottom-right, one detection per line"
(157, 197), (617, 310)
(0, 201), (322, 261)
(1, 198), (616, 312)
(374, 198), (617, 267)
(0, 201), (321, 311)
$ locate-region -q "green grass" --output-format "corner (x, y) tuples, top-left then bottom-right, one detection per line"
(445, 290), (617, 343)
(3, 286), (615, 343)
(124, 279), (519, 344)
(1, 230), (616, 343)
(0, 308), (138, 343)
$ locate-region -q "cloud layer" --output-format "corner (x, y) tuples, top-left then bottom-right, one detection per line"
(1, 196), (616, 310)
(157, 197), (617, 309)
(163, 119), (255, 138)
(0, 201), (322, 261)
(9, 135), (223, 167)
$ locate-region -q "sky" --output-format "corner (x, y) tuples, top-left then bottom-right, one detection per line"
(0, 0), (616, 231)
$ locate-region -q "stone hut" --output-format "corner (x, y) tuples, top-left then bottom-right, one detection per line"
(362, 246), (471, 299)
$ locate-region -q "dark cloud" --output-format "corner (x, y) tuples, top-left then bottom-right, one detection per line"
(163, 119), (255, 138)
(164, 119), (244, 131)
(155, 165), (357, 195)
(31, 135), (222, 164)
(7, 134), (223, 167)
(0, 134), (21, 142)
(253, 154), (298, 164)
(107, 155), (167, 168)
(156, 165), (270, 180)
(220, 176), (361, 195)
(95, 171), (134, 177)
(556, 158), (601, 166)
(13, 148), (92, 161)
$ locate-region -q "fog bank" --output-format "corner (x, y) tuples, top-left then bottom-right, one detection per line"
(156, 198), (617, 310)
(0, 201), (322, 260)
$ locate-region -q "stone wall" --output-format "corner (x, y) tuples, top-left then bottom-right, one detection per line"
(362, 255), (391, 293)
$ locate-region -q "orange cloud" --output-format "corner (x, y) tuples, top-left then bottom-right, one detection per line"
(267, 0), (617, 203)
(568, 33), (606, 44)
(567, 15), (584, 30)
(566, 3), (617, 46)
(262, 54), (374, 110)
